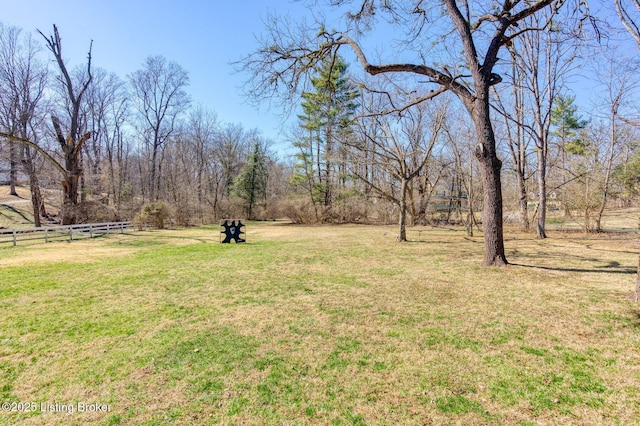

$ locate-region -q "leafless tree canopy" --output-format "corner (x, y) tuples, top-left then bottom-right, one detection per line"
(1, 5), (640, 271)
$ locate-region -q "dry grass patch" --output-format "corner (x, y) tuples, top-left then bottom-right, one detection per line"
(0, 222), (639, 425)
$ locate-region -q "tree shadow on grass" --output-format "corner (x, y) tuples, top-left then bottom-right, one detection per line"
(0, 203), (32, 223)
(510, 262), (636, 275)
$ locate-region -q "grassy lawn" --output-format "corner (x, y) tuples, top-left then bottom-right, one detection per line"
(0, 222), (639, 425)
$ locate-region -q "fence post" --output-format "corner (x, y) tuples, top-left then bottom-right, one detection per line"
(90, 225), (93, 238)
(69, 226), (73, 242)
(13, 230), (16, 247)
(45, 228), (48, 243)
(106, 223), (110, 235)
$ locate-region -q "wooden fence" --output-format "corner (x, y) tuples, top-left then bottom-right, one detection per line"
(0, 221), (133, 247)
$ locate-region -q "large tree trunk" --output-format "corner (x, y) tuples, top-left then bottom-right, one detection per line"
(61, 172), (81, 225)
(473, 101), (508, 267)
(44, 116), (91, 226)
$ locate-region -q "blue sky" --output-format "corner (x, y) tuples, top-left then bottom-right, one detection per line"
(1, 0), (312, 149)
(0, 0), (634, 154)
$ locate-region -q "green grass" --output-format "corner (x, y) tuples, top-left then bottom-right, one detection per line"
(0, 223), (639, 425)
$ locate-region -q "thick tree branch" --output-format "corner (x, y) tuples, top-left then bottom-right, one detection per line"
(0, 132), (67, 176)
(443, 0), (481, 74)
(615, 112), (640, 127)
(337, 34), (475, 104)
(38, 25), (93, 139)
(51, 115), (67, 148)
(72, 132), (93, 158)
(355, 85), (449, 118)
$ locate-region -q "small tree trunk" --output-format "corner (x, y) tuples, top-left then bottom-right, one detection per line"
(537, 147), (548, 239)
(397, 179), (408, 242)
(9, 141), (18, 196)
(22, 148), (46, 227)
(636, 253), (640, 302)
(583, 175), (590, 233)
(517, 177), (529, 232)
(596, 112), (617, 232)
(466, 212), (474, 237)
(584, 207), (590, 233)
(28, 175), (44, 228)
(150, 144), (158, 201)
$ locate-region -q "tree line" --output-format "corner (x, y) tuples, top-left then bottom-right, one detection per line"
(0, 24), (289, 227)
(2, 1), (640, 269)
(241, 0), (640, 265)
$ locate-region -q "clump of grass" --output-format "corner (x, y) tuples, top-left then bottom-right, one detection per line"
(0, 223), (638, 425)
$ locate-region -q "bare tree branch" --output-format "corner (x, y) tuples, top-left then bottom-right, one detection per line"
(615, 0), (640, 47)
(0, 132), (66, 175)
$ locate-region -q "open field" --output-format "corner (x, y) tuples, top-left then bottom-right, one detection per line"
(0, 223), (639, 425)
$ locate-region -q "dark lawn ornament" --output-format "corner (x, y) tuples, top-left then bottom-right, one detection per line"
(220, 220), (245, 243)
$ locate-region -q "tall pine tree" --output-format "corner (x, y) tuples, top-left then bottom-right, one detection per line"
(233, 142), (268, 219)
(292, 55), (358, 220)
(551, 95), (588, 217)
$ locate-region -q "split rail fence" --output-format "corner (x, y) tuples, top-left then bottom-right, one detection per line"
(0, 221), (133, 247)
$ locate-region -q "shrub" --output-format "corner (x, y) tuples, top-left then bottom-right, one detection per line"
(281, 197), (319, 224)
(136, 202), (171, 229)
(70, 200), (118, 224)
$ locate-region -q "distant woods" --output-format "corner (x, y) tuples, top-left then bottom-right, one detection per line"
(2, 9), (640, 247)
(0, 24), (287, 225)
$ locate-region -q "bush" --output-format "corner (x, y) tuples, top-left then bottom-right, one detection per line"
(281, 197), (319, 224)
(72, 201), (118, 224)
(136, 202), (171, 229)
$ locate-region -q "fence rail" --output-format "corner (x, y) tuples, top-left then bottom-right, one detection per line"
(0, 221), (133, 247)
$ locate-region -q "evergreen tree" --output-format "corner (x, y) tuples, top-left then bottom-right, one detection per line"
(615, 152), (640, 198)
(292, 55), (359, 219)
(551, 95), (588, 216)
(551, 95), (588, 155)
(233, 142), (268, 219)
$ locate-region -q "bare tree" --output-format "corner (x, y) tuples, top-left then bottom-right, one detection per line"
(494, 61), (532, 232)
(594, 54), (633, 232)
(615, 0), (640, 301)
(40, 25), (93, 224)
(443, 112), (482, 236)
(83, 68), (130, 213)
(1, 25), (93, 225)
(349, 91), (446, 241)
(494, 12), (581, 237)
(0, 24), (49, 226)
(187, 106), (219, 209)
(242, 0), (588, 266)
(129, 55), (190, 201)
